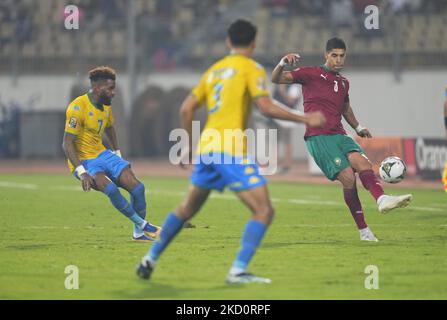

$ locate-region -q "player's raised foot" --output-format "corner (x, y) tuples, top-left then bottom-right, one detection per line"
(143, 223), (162, 239)
(359, 227), (378, 242)
(378, 194), (413, 214)
(226, 272), (272, 285)
(132, 234), (156, 243)
(136, 257), (154, 280)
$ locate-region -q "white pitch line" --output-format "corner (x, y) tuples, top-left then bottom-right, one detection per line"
(148, 189), (442, 212)
(287, 199), (341, 206)
(22, 226), (104, 230)
(410, 206), (444, 212)
(0, 181), (38, 190)
(50, 186), (83, 192)
(3, 181), (444, 213)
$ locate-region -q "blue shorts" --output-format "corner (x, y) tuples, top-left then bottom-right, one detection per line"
(73, 150), (130, 184)
(190, 153), (266, 192)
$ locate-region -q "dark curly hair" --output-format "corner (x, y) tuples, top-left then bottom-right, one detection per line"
(88, 66), (116, 82)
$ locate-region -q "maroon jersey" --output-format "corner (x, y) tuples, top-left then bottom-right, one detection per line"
(290, 66), (350, 138)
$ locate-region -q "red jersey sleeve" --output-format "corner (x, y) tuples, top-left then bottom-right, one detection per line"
(290, 67), (313, 85)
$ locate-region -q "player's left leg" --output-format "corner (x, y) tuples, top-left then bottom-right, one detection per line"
(93, 172), (153, 236)
(118, 167), (160, 241)
(137, 185), (211, 280)
(348, 152), (412, 213)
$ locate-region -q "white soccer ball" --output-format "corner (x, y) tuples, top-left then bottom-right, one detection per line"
(379, 156), (407, 184)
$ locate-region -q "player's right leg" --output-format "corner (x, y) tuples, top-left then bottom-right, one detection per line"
(93, 172), (154, 237)
(136, 185), (211, 280)
(348, 151), (412, 214)
(226, 184), (274, 284)
(306, 135), (375, 241)
(117, 167), (160, 241)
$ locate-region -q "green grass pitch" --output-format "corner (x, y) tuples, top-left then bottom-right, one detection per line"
(0, 173), (446, 299)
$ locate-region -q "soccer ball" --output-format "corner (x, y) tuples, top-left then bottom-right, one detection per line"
(379, 156), (407, 184)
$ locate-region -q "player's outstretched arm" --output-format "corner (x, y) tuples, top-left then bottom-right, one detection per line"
(342, 102), (372, 138)
(255, 96), (325, 128)
(62, 132), (94, 191)
(104, 126), (121, 157)
(179, 94), (201, 166)
(271, 53), (300, 84)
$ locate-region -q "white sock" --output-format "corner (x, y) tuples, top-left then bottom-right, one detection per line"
(133, 232), (144, 238)
(142, 255), (156, 267)
(229, 267), (245, 276)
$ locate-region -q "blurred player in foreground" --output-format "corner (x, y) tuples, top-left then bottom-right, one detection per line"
(136, 19), (325, 284)
(62, 66), (160, 242)
(272, 38), (412, 242)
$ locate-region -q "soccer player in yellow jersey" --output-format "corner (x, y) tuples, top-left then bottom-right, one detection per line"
(62, 66), (160, 242)
(137, 20), (326, 284)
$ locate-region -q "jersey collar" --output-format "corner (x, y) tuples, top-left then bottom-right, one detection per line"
(87, 91), (104, 111)
(320, 64), (338, 75)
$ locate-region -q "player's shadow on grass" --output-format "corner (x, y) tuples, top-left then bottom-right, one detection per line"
(114, 282), (181, 299)
(5, 244), (50, 250)
(117, 281), (236, 299)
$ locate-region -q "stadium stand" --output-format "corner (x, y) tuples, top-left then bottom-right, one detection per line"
(0, 0), (446, 73)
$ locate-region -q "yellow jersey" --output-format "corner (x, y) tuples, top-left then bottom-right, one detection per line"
(192, 54), (269, 156)
(64, 93), (115, 172)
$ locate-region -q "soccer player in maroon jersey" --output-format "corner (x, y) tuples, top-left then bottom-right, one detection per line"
(271, 38), (413, 241)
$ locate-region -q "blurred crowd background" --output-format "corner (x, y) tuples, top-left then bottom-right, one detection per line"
(0, 0), (446, 173)
(1, 0), (446, 72)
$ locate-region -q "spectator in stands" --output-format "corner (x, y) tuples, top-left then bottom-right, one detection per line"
(388, 0), (410, 14)
(263, 0), (289, 7)
(13, 2), (33, 48)
(353, 0), (379, 13)
(156, 0), (173, 19)
(272, 84), (303, 174)
(330, 0), (354, 30)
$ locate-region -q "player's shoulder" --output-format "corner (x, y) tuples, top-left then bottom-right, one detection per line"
(242, 56), (266, 72)
(336, 73), (349, 82)
(336, 73), (350, 88)
(68, 94), (88, 111)
(221, 54), (265, 72)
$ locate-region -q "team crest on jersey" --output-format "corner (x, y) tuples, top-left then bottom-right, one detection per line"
(334, 157), (342, 166)
(73, 105), (80, 111)
(89, 112), (94, 116)
(68, 117), (78, 128)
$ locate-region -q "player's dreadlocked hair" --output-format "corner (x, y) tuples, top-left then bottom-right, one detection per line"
(227, 19), (257, 47)
(326, 38), (346, 52)
(88, 66), (116, 82)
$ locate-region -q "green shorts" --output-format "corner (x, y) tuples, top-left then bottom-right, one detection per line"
(305, 134), (365, 181)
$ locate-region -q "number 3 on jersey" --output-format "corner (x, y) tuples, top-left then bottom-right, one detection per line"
(210, 82), (224, 114)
